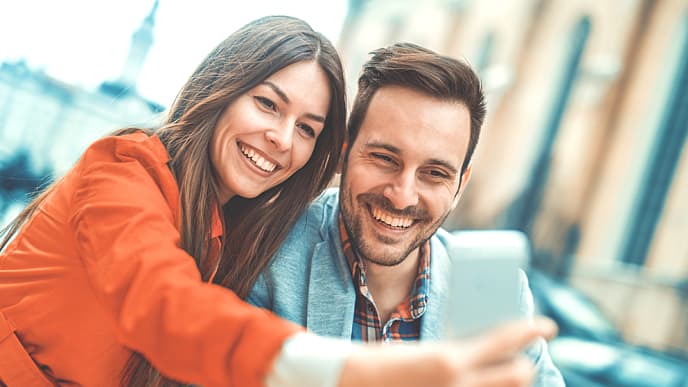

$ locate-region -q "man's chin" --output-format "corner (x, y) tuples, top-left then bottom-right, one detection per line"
(360, 246), (410, 267)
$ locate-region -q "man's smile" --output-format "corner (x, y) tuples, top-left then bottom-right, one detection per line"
(367, 203), (417, 230)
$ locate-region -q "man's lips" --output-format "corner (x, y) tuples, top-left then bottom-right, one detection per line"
(367, 203), (417, 229)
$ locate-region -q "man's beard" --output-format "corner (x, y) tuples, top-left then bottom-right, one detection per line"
(339, 183), (446, 267)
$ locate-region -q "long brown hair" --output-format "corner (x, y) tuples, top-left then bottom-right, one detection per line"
(0, 15), (346, 387)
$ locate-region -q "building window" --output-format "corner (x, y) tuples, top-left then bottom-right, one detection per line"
(508, 16), (591, 233)
(620, 16), (688, 266)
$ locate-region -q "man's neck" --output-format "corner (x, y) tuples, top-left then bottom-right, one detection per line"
(364, 248), (420, 325)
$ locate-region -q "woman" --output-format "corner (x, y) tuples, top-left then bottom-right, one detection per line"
(0, 15), (343, 387)
(0, 15), (554, 387)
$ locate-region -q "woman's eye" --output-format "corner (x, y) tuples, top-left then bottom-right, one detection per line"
(255, 96), (276, 111)
(297, 123), (316, 138)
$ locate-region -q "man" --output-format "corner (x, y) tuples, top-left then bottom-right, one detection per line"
(249, 43), (564, 386)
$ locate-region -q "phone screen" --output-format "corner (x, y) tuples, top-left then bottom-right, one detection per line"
(442, 230), (530, 339)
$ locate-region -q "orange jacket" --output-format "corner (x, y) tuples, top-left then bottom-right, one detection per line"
(0, 132), (300, 386)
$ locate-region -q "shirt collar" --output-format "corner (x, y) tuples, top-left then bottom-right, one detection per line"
(338, 213), (431, 316)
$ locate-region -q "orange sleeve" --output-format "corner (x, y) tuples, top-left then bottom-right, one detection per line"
(68, 138), (302, 387)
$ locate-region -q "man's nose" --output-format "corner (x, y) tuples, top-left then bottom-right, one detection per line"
(382, 171), (419, 209)
(265, 121), (294, 152)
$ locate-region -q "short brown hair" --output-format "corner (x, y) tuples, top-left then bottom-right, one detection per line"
(347, 42), (485, 174)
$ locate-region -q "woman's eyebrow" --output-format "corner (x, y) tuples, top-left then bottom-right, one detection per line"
(262, 81), (326, 123)
(263, 81), (290, 104)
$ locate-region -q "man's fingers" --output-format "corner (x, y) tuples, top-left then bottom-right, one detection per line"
(467, 318), (557, 366)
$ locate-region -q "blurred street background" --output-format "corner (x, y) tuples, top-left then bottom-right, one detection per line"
(1, 1), (687, 386)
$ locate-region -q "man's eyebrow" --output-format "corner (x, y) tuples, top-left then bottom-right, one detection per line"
(262, 81), (326, 123)
(365, 141), (459, 175)
(427, 159), (459, 175)
(363, 141), (400, 154)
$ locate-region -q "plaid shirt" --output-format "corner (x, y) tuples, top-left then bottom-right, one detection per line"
(339, 215), (430, 342)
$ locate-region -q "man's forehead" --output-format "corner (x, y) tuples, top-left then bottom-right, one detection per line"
(355, 86), (470, 165)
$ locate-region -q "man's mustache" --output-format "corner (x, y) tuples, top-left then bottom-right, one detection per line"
(357, 193), (430, 220)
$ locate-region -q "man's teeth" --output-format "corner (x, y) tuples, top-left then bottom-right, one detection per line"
(240, 144), (276, 172)
(371, 207), (413, 228)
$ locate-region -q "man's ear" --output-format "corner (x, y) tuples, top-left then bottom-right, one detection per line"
(336, 140), (348, 174)
(451, 164), (472, 210)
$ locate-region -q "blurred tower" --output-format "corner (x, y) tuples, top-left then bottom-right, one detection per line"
(0, 0), (164, 184)
(101, 0), (159, 96)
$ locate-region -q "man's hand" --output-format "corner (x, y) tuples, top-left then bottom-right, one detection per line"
(338, 318), (557, 387)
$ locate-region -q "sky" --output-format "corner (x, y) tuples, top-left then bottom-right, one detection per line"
(0, 0), (349, 106)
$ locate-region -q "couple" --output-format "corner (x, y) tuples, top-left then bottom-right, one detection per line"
(0, 15), (562, 387)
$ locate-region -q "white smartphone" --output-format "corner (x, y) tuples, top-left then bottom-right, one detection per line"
(442, 230), (530, 339)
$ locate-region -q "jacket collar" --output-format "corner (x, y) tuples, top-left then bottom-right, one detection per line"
(304, 190), (449, 340)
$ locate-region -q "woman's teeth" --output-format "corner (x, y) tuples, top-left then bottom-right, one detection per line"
(240, 144), (276, 172)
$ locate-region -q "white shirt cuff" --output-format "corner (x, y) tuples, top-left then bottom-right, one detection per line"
(265, 333), (356, 387)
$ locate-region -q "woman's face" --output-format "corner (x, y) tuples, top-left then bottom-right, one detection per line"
(210, 60), (331, 203)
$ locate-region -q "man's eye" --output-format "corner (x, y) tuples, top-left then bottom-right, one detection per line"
(255, 96), (276, 111)
(428, 169), (449, 179)
(372, 153), (394, 163)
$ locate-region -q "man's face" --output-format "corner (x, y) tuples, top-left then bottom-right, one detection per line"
(340, 85), (472, 266)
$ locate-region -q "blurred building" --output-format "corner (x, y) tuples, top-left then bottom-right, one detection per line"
(339, 0), (688, 354)
(0, 0), (164, 186)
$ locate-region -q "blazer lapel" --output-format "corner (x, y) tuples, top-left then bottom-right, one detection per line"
(305, 210), (356, 339)
(421, 236), (451, 340)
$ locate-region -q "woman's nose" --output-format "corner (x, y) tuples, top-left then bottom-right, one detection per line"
(264, 122), (294, 152)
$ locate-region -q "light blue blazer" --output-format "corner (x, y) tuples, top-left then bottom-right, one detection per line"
(249, 189), (564, 386)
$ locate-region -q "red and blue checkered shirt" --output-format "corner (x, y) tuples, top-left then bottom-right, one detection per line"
(339, 214), (431, 342)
